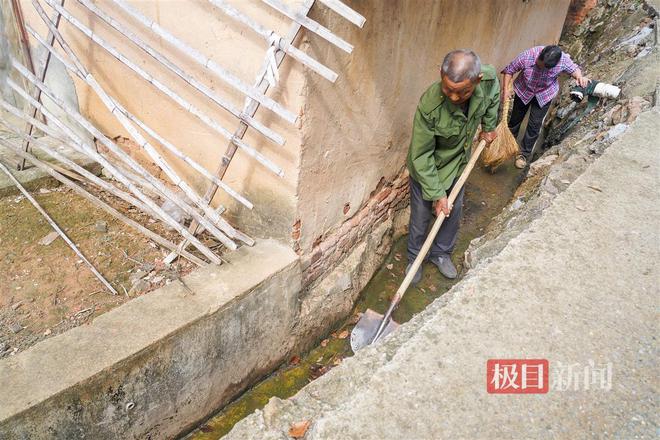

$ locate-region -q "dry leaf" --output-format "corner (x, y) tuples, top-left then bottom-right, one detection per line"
(288, 420), (311, 438)
(199, 424), (213, 433)
(289, 355), (300, 366)
(309, 364), (329, 379)
(337, 330), (349, 339)
(320, 339), (328, 347)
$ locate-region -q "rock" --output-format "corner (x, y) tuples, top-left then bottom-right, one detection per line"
(616, 26), (653, 49)
(626, 97), (651, 123)
(100, 167), (114, 179)
(38, 231), (59, 246)
(129, 270), (148, 284)
(129, 279), (150, 295)
(0, 342), (7, 352)
(338, 272), (352, 291)
(626, 45), (638, 57)
(510, 199), (524, 211)
(11, 301), (22, 310)
(150, 275), (164, 284)
(528, 154), (559, 177)
(94, 221), (108, 233)
(161, 199), (188, 225)
(141, 263), (156, 273)
(635, 47), (652, 59)
(604, 104), (625, 125)
(38, 188), (51, 194)
(44, 328), (52, 336)
(8, 323), (23, 334)
(606, 123), (628, 140)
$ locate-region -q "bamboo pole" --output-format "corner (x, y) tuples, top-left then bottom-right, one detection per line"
(26, 24), (254, 211)
(41, 0), (285, 177)
(0, 133), (206, 267)
(1, 95), (215, 266)
(7, 74), (223, 264)
(17, 0), (64, 170)
(164, 0), (316, 264)
(0, 159), (118, 294)
(2, 98), (169, 225)
(261, 0), (353, 53)
(121, 108), (254, 210)
(207, 0), (338, 82)
(71, 0), (286, 145)
(9, 71), (234, 260)
(29, 2), (252, 247)
(318, 0), (365, 28)
(9, 0), (38, 86)
(110, 0), (296, 124)
(12, 56), (240, 253)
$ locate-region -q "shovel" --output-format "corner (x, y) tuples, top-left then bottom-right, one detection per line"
(351, 140), (488, 352)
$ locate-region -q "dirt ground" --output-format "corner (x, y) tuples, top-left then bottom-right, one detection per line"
(0, 180), (201, 358)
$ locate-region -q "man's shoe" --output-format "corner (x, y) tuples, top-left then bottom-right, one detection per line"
(430, 255), (458, 279)
(405, 263), (423, 285)
(514, 154), (527, 169)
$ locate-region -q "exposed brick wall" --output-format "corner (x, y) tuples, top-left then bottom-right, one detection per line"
(296, 168), (410, 288)
(564, 0), (598, 27)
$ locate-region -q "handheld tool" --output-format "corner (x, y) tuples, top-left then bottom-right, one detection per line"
(350, 139), (488, 352)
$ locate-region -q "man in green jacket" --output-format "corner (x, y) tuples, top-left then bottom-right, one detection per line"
(406, 49), (499, 283)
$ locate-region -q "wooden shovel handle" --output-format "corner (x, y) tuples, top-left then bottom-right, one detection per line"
(372, 140), (488, 343)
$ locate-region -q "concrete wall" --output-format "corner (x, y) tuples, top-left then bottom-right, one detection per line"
(0, 240), (301, 439)
(16, 0), (308, 241)
(0, 216), (409, 438)
(11, 0), (570, 249)
(294, 0), (572, 254)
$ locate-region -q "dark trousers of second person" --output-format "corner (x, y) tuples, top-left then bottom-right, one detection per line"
(508, 94), (551, 159)
(407, 176), (465, 264)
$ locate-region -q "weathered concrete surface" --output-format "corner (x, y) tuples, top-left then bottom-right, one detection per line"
(0, 239), (301, 439)
(224, 109), (660, 439)
(295, 0), (571, 253)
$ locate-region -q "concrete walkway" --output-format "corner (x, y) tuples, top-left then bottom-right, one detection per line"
(225, 108), (660, 439)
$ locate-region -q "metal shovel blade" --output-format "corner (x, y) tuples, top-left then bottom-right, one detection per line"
(350, 309), (400, 352)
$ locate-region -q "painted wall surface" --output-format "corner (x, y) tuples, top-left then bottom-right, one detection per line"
(17, 0), (307, 240)
(294, 0), (572, 253)
(12, 0), (570, 252)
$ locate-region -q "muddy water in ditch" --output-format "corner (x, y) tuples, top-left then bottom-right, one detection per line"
(185, 162), (523, 439)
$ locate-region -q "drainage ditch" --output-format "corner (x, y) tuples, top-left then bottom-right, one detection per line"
(183, 162), (524, 439)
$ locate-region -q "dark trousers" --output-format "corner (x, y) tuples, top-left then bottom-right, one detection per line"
(407, 177), (464, 263)
(508, 94), (551, 158)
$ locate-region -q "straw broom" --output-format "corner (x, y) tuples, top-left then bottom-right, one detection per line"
(482, 98), (518, 170)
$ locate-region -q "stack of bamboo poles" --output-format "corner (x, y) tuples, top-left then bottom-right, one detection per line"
(0, 0), (366, 293)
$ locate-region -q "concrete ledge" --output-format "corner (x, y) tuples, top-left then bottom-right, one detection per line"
(0, 239), (300, 439)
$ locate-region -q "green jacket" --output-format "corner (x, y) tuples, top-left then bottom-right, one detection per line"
(406, 64), (500, 201)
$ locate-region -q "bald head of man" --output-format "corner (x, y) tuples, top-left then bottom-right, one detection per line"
(440, 49), (483, 105)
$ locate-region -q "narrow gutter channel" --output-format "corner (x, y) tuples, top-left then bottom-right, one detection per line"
(185, 163), (523, 439)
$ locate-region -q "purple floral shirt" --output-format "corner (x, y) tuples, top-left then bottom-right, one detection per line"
(502, 46), (579, 107)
